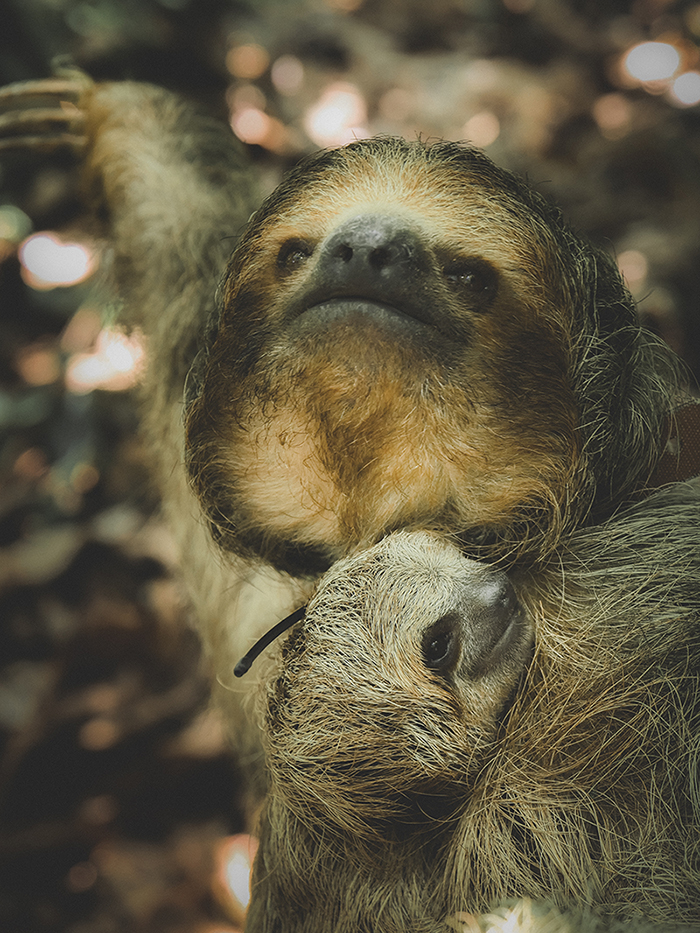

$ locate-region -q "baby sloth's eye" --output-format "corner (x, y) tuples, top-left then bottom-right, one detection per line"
(421, 613), (460, 672)
(277, 237), (314, 274)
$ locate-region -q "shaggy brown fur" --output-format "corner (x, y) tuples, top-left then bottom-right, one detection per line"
(184, 136), (681, 574)
(1, 77), (698, 931)
(252, 509), (700, 931)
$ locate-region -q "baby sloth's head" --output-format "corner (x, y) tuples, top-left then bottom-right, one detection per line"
(263, 531), (533, 837)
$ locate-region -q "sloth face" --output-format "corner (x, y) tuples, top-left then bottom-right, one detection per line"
(185, 138), (631, 575)
(263, 531), (534, 835)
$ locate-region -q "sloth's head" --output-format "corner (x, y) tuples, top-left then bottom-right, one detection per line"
(185, 139), (675, 574)
(263, 531), (533, 837)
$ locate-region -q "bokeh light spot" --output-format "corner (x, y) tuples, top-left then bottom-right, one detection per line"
(16, 343), (61, 386)
(66, 861), (98, 893)
(271, 55), (304, 95)
(232, 107), (271, 144)
(303, 82), (368, 147)
(226, 43), (270, 80)
(65, 327), (145, 394)
(593, 93), (632, 137)
(670, 70), (700, 105)
(464, 111), (500, 147)
(624, 41), (680, 83)
(19, 233), (96, 290)
(0, 204), (32, 242)
(212, 834), (259, 927)
(617, 249), (648, 289)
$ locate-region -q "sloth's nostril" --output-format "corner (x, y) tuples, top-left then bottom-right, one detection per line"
(334, 243), (354, 263)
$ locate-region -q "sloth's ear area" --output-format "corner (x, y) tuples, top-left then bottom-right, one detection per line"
(570, 245), (681, 510)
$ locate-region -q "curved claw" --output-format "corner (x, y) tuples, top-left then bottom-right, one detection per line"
(0, 133), (86, 153)
(0, 77), (86, 104)
(0, 78), (88, 153)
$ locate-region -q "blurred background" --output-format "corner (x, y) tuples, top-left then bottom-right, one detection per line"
(0, 1), (699, 930)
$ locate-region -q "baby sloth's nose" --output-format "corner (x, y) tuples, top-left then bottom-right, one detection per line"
(315, 213), (429, 294)
(420, 568), (523, 679)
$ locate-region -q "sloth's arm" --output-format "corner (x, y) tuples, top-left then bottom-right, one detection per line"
(0, 75), (258, 399)
(0, 81), (291, 802)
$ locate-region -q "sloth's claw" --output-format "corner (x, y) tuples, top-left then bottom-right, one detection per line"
(0, 78), (87, 153)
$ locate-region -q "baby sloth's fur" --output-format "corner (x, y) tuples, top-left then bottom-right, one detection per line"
(253, 515), (700, 931)
(1, 77), (698, 931)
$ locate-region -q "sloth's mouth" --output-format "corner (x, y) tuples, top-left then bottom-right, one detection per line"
(293, 297), (435, 336)
(286, 275), (444, 334)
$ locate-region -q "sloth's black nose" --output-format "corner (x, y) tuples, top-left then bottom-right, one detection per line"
(315, 214), (430, 294)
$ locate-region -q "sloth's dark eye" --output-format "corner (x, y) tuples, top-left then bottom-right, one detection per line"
(421, 614), (460, 672)
(424, 632), (453, 667)
(443, 258), (498, 306)
(277, 238), (313, 273)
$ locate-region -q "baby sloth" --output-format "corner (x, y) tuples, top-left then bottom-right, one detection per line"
(264, 531), (533, 837)
(251, 511), (700, 932)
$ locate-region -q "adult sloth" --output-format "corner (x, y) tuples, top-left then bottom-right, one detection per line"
(1, 77), (698, 931)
